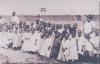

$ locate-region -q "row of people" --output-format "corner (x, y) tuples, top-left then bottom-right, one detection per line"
(0, 12), (99, 63)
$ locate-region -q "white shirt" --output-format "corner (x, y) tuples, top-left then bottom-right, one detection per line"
(11, 16), (20, 24)
(83, 21), (96, 34)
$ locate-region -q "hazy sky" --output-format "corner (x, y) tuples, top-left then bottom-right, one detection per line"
(0, 0), (99, 15)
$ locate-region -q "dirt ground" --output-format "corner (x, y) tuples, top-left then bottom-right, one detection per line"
(0, 47), (99, 64)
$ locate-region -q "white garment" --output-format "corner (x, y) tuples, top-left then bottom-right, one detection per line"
(11, 16), (20, 24)
(68, 37), (78, 60)
(0, 32), (5, 47)
(58, 38), (71, 61)
(31, 31), (41, 52)
(58, 38), (66, 60)
(29, 32), (40, 52)
(0, 32), (13, 48)
(90, 35), (99, 54)
(77, 36), (85, 54)
(6, 32), (14, 44)
(39, 38), (45, 54)
(58, 28), (64, 33)
(21, 33), (32, 51)
(83, 21), (96, 34)
(84, 39), (93, 52)
(13, 33), (22, 48)
(40, 36), (54, 57)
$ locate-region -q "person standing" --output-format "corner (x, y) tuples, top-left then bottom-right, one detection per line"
(58, 33), (71, 62)
(50, 32), (62, 59)
(11, 11), (20, 26)
(21, 29), (32, 52)
(76, 30), (85, 61)
(83, 15), (96, 39)
(68, 33), (78, 61)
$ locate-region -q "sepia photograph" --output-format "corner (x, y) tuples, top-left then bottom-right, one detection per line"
(0, 0), (99, 64)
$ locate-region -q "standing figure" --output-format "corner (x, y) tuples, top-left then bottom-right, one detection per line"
(11, 11), (20, 26)
(83, 15), (96, 39)
(58, 33), (71, 62)
(68, 33), (78, 61)
(50, 32), (62, 59)
(13, 29), (23, 50)
(31, 29), (41, 53)
(77, 30), (85, 61)
(41, 32), (54, 57)
(21, 29), (32, 52)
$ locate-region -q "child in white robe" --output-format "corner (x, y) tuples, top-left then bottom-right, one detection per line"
(77, 30), (85, 55)
(27, 28), (37, 52)
(11, 11), (20, 24)
(21, 29), (32, 51)
(57, 37), (66, 61)
(58, 33), (71, 62)
(1, 28), (13, 48)
(43, 34), (54, 58)
(31, 30), (41, 53)
(39, 33), (48, 56)
(13, 29), (23, 50)
(76, 30), (85, 61)
(68, 34), (78, 61)
(7, 29), (14, 48)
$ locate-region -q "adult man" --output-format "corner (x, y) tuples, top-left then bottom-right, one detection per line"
(83, 15), (96, 62)
(90, 29), (100, 54)
(83, 15), (96, 39)
(11, 11), (20, 25)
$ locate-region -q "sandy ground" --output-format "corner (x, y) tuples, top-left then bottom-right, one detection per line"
(0, 47), (61, 64)
(0, 47), (100, 64)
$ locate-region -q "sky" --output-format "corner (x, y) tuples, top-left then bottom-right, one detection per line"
(0, 0), (99, 15)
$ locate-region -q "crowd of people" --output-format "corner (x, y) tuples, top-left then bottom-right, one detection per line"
(0, 11), (99, 63)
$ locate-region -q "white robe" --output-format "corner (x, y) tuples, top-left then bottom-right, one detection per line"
(21, 32), (32, 51)
(77, 36), (85, 54)
(68, 37), (78, 60)
(90, 35), (99, 54)
(83, 21), (96, 34)
(40, 36), (54, 57)
(30, 31), (41, 52)
(13, 33), (22, 48)
(6, 32), (14, 44)
(84, 38), (93, 52)
(28, 33), (41, 52)
(11, 16), (20, 24)
(0, 32), (5, 47)
(0, 32), (13, 48)
(58, 38), (71, 61)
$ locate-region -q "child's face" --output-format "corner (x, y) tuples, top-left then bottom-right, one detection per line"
(78, 30), (82, 36)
